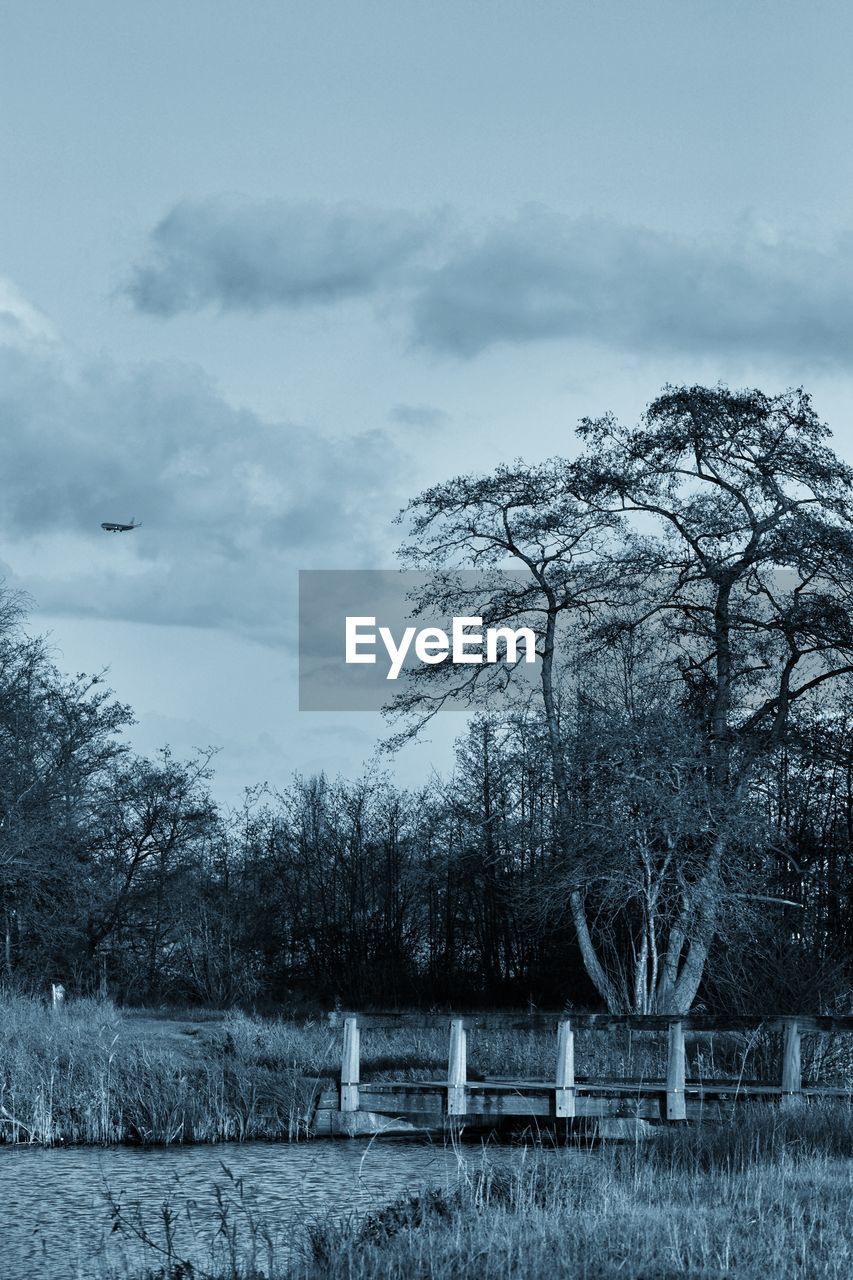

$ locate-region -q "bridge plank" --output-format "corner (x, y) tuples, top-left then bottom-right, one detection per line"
(356, 1079), (851, 1097)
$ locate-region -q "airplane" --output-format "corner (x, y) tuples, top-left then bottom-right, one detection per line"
(100, 517), (141, 533)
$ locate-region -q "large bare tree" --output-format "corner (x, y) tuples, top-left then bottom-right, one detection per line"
(393, 386), (853, 1012)
(573, 385), (853, 1008)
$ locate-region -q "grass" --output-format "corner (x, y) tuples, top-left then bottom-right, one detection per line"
(102, 1105), (853, 1278)
(1, 996), (851, 1147)
(0, 996), (331, 1145)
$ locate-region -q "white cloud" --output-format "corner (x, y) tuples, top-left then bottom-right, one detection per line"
(0, 277), (58, 348)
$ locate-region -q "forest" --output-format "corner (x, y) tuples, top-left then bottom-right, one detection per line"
(2, 386), (852, 1017)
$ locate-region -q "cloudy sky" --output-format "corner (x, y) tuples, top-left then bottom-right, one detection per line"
(3, 0), (853, 801)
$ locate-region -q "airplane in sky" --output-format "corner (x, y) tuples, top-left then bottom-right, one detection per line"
(100, 517), (141, 533)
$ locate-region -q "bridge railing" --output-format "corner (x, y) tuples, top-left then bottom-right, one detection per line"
(330, 1012), (853, 1121)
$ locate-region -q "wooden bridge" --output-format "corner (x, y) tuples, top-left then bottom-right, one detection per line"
(312, 1012), (853, 1136)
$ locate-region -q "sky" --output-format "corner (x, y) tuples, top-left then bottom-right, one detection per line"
(2, 0), (853, 803)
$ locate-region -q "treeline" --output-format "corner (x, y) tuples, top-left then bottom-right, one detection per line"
(5, 386), (853, 1013)
(1, 583), (850, 1012)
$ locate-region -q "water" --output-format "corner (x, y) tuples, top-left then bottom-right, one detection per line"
(0, 1138), (534, 1278)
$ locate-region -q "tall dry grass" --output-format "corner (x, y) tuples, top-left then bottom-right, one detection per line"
(102, 1104), (853, 1278)
(0, 997), (328, 1145)
(3, 997), (851, 1148)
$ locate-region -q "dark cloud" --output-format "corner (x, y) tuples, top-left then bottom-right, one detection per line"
(0, 341), (402, 640)
(127, 200), (853, 367)
(409, 210), (853, 362)
(127, 199), (434, 315)
(390, 402), (448, 429)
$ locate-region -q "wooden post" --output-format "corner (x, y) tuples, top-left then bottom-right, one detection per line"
(666, 1020), (686, 1120)
(51, 982), (65, 1010)
(555, 1018), (576, 1117)
(340, 1014), (360, 1112)
(781, 1020), (801, 1105)
(447, 1018), (467, 1116)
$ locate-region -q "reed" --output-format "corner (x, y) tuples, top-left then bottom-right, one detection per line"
(0, 996), (322, 1145)
(3, 996), (850, 1148)
(102, 1105), (853, 1278)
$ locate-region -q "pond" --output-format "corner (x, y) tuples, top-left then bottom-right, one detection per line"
(0, 1137), (552, 1277)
